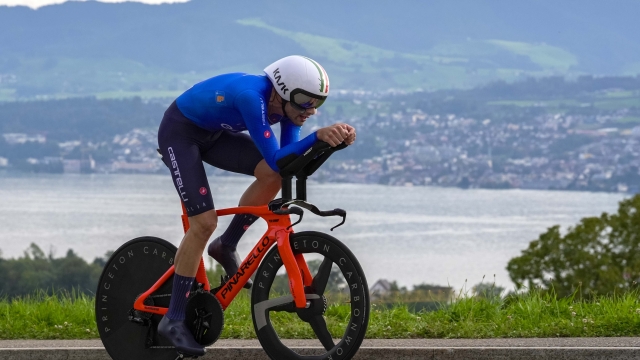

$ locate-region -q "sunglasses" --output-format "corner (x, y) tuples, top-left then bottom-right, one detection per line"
(288, 89), (327, 114)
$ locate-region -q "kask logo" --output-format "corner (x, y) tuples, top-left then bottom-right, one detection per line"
(272, 68), (289, 94)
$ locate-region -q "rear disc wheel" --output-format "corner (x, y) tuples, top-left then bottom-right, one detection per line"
(95, 236), (178, 360)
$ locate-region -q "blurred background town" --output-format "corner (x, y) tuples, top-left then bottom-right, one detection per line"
(1, 1), (639, 193)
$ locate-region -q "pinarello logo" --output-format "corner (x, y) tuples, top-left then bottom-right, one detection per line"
(264, 130), (271, 138)
(199, 187), (208, 195)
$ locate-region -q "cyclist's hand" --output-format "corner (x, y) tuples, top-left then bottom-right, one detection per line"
(343, 124), (356, 145)
(317, 124), (349, 147)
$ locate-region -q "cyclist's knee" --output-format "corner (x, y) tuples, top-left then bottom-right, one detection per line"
(188, 210), (218, 240)
(254, 160), (281, 184)
(262, 170), (281, 186)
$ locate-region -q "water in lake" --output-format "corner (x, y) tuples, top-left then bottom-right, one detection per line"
(0, 173), (627, 290)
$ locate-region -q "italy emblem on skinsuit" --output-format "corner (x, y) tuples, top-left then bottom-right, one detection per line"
(215, 90), (226, 105)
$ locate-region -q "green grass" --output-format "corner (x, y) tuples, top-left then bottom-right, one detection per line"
(237, 18), (449, 69)
(0, 290), (97, 339)
(370, 290), (640, 338)
(235, 18), (576, 91)
(95, 90), (182, 100)
(487, 99), (580, 108)
(618, 116), (640, 124)
(3, 288), (640, 339)
(594, 97), (640, 110)
(486, 40), (578, 71)
(602, 90), (638, 98)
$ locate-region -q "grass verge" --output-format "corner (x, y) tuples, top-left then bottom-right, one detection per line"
(2, 289), (640, 339)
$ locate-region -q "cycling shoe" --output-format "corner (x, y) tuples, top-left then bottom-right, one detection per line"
(207, 237), (252, 289)
(157, 316), (205, 357)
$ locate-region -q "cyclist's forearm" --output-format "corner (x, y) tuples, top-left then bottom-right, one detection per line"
(270, 131), (318, 170)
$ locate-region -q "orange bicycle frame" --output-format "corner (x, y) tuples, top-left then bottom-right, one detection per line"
(133, 203), (312, 315)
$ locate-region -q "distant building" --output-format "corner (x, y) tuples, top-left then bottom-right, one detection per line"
(3, 133), (46, 144)
(41, 157), (63, 173)
(369, 279), (393, 299)
(110, 161), (161, 173)
(63, 158), (95, 174)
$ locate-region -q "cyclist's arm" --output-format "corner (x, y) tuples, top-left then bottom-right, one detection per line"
(236, 91), (317, 172)
(280, 118), (301, 147)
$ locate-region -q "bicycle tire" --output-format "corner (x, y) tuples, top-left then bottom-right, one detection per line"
(95, 236), (179, 360)
(251, 231), (369, 360)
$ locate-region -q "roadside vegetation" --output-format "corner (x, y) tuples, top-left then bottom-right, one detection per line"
(508, 194), (640, 298)
(1, 188), (639, 340)
(2, 286), (640, 340)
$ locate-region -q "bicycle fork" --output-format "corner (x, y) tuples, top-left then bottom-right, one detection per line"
(276, 229), (314, 309)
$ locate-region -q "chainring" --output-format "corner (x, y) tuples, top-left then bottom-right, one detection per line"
(184, 290), (224, 346)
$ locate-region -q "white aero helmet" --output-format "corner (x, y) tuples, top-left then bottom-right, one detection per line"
(264, 55), (330, 112)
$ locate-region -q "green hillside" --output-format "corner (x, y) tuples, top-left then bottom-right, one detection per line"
(0, 0), (638, 100)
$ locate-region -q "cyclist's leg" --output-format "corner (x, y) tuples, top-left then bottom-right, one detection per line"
(201, 131), (280, 243)
(158, 104), (219, 276)
(157, 102), (220, 356)
(201, 130), (280, 200)
(240, 159), (282, 205)
(201, 131), (280, 284)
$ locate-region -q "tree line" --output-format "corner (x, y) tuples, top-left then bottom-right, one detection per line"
(2, 191), (639, 300)
(0, 244), (107, 298)
(0, 97), (166, 142)
(508, 194), (640, 297)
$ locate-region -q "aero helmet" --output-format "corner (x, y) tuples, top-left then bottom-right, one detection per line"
(264, 55), (330, 112)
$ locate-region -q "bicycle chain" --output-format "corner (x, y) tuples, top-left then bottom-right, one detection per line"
(149, 294), (172, 299)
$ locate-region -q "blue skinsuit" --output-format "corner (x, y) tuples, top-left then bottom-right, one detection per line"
(175, 73), (317, 172)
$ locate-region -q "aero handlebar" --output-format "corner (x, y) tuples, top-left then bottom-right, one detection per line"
(277, 141), (348, 178)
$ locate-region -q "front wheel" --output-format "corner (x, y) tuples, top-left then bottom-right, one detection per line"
(251, 231), (369, 360)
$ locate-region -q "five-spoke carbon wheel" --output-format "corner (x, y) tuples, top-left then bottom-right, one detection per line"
(95, 237), (179, 360)
(251, 231), (369, 360)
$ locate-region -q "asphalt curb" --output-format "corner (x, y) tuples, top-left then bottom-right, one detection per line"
(1, 339), (640, 360)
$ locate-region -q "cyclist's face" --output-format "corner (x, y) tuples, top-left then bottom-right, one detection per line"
(285, 102), (316, 126)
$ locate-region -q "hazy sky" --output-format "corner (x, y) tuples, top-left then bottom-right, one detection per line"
(0, 0), (188, 9)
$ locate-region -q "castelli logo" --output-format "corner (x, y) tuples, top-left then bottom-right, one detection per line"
(185, 291), (190, 298)
(243, 225), (250, 231)
(264, 130), (271, 138)
(199, 187), (207, 195)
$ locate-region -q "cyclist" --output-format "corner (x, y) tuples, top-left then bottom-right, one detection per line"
(156, 55), (356, 356)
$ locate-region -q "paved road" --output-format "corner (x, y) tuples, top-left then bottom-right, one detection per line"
(1, 338), (640, 359)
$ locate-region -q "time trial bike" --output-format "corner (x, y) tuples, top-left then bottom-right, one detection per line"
(95, 141), (370, 360)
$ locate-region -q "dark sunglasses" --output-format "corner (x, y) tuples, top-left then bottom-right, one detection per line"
(288, 89), (327, 113)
